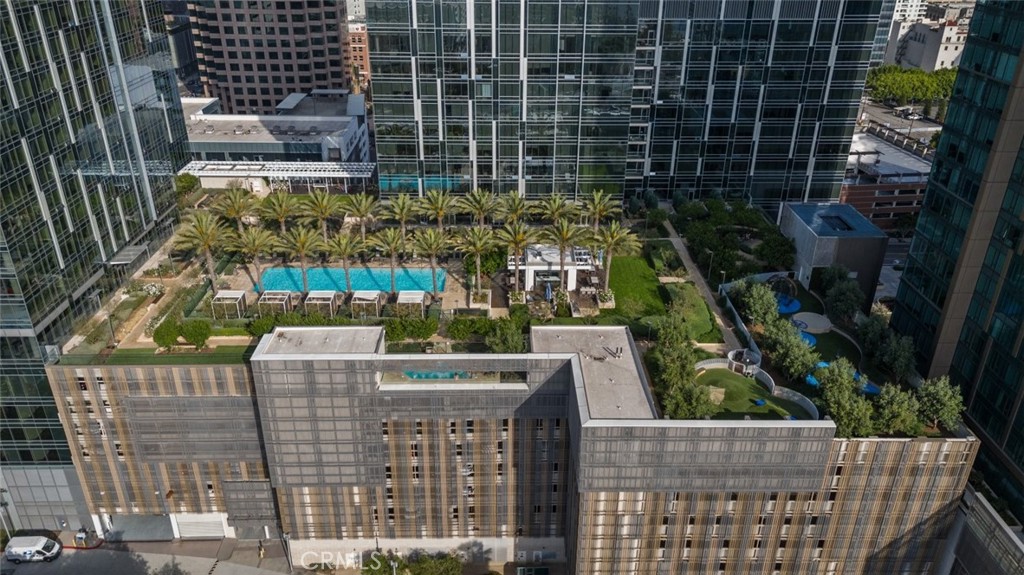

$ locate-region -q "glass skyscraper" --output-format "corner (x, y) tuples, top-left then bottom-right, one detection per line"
(892, 0), (1024, 519)
(0, 0), (187, 529)
(368, 0), (881, 207)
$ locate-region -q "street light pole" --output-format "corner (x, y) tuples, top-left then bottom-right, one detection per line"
(706, 249), (715, 279)
(720, 270), (726, 287)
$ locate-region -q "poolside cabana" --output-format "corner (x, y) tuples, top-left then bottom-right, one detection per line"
(212, 290), (248, 319)
(350, 290), (384, 318)
(509, 244), (595, 292)
(396, 290), (427, 318)
(304, 290), (343, 318)
(257, 290), (298, 317)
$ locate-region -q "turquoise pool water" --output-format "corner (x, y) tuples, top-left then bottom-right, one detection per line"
(260, 267), (446, 292)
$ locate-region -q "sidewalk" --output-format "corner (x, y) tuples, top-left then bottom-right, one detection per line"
(662, 220), (743, 352)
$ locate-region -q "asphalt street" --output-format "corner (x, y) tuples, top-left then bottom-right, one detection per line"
(2, 546), (288, 575)
(860, 101), (943, 138)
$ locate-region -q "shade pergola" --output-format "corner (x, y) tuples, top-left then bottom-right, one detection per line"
(212, 290), (248, 319)
(396, 290), (427, 318)
(257, 290), (297, 316)
(350, 290), (384, 318)
(305, 290), (343, 318)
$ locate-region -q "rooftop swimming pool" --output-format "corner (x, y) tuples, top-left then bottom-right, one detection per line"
(260, 267), (446, 292)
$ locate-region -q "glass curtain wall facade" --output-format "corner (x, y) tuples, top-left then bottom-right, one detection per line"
(0, 0), (187, 529)
(369, 0), (639, 200)
(369, 0), (881, 207)
(892, 0), (1024, 518)
(627, 0), (880, 207)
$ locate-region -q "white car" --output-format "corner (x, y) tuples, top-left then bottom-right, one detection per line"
(907, 113), (923, 120)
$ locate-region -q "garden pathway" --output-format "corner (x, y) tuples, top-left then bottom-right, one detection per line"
(662, 220), (744, 352)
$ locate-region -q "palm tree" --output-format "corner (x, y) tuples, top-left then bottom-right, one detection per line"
(326, 232), (364, 292)
(459, 227), (495, 296)
(282, 227), (324, 293)
(261, 191), (300, 234)
(542, 219), (590, 291)
(411, 228), (449, 296)
(422, 189), (458, 231)
(595, 221), (641, 289)
(497, 190), (531, 224)
(213, 188), (256, 233)
(385, 193), (417, 240)
(301, 190), (343, 242)
(226, 227), (279, 293)
(345, 193), (380, 240)
(176, 211), (227, 282)
(581, 189), (622, 232)
(495, 220), (535, 293)
(369, 227), (405, 294)
(459, 188), (498, 229)
(534, 193), (576, 224)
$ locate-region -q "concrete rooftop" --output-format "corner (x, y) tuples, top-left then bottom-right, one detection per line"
(785, 202), (888, 239)
(531, 326), (656, 420)
(847, 132), (932, 176)
(256, 326), (384, 357)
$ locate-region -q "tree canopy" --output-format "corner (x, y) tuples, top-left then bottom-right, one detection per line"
(866, 65), (958, 105)
(874, 384), (922, 436)
(917, 376), (965, 431)
(818, 359), (875, 437)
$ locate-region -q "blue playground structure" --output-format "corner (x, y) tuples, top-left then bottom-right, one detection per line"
(776, 292), (801, 314)
(804, 362), (879, 394)
(800, 331), (817, 346)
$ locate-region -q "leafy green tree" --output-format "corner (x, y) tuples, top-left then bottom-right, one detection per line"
(662, 378), (717, 420)
(422, 189), (458, 231)
(179, 319), (211, 350)
(345, 193), (380, 241)
(753, 233), (795, 270)
(282, 227), (325, 293)
(326, 232), (364, 292)
(176, 211), (228, 282)
(260, 191), (300, 234)
(858, 314), (890, 360)
(175, 173), (200, 196)
(406, 554), (462, 575)
(818, 358), (875, 437)
(582, 189), (622, 232)
(819, 265), (850, 293)
(153, 319), (180, 349)
(411, 228), (449, 296)
(774, 331), (821, 382)
(882, 334), (916, 383)
(741, 282), (779, 327)
(485, 318), (527, 353)
(458, 188), (498, 229)
(362, 552), (405, 575)
(917, 375), (965, 430)
(875, 384), (923, 436)
(458, 227), (495, 296)
(226, 227), (279, 293)
(369, 227), (406, 294)
(895, 213), (918, 238)
(595, 221), (641, 288)
(826, 279), (865, 323)
(936, 99), (947, 123)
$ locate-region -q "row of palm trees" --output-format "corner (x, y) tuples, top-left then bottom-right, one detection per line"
(176, 188), (640, 302)
(213, 187), (624, 241)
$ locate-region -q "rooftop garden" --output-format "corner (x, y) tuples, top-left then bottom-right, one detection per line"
(727, 278), (965, 437)
(696, 368), (812, 420)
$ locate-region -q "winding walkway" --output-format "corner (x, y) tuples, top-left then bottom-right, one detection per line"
(662, 220), (743, 352)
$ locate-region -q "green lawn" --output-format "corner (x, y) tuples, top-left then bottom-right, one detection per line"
(103, 345), (254, 365)
(608, 256), (667, 316)
(813, 331), (860, 365)
(696, 368), (812, 420)
(664, 282), (721, 342)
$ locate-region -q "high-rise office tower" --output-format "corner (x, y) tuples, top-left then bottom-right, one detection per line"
(187, 0), (350, 114)
(0, 0), (188, 529)
(892, 0), (1024, 518)
(368, 0), (881, 206)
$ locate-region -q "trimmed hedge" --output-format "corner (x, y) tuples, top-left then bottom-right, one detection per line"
(384, 317), (439, 342)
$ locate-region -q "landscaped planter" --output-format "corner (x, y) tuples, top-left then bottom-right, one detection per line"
(469, 289), (491, 311)
(598, 290), (616, 309)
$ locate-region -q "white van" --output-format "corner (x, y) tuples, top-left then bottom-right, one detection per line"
(3, 536), (62, 564)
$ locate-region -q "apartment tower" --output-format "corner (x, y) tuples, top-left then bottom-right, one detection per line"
(187, 0), (350, 114)
(367, 0), (881, 206)
(0, 0), (188, 529)
(892, 0), (1024, 521)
